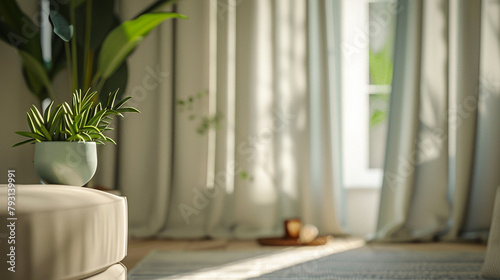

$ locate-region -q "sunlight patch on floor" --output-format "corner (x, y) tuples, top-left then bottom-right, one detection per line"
(156, 239), (365, 280)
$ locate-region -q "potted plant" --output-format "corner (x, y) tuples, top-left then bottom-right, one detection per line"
(1, 0), (184, 186)
(13, 88), (139, 186)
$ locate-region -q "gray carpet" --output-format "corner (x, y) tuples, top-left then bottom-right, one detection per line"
(128, 247), (488, 279)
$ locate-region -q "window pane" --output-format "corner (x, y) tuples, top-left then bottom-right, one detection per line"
(368, 1), (395, 169)
(368, 2), (396, 86)
(369, 93), (390, 169)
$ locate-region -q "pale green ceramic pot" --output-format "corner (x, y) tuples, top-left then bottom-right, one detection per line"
(34, 142), (97, 186)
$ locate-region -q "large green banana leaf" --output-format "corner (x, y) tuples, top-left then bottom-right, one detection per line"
(97, 12), (186, 81)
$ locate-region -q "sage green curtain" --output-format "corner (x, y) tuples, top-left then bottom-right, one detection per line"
(374, 0), (500, 242)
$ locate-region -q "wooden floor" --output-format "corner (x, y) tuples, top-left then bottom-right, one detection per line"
(122, 236), (486, 271)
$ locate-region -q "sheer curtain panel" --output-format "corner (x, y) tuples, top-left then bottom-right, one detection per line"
(374, 0), (500, 242)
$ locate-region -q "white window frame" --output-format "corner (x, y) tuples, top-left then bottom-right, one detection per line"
(340, 0), (395, 189)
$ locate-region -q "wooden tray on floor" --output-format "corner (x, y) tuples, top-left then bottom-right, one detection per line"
(257, 235), (331, 246)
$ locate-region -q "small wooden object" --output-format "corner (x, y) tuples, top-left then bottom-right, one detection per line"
(258, 218), (330, 246)
(284, 218), (302, 239)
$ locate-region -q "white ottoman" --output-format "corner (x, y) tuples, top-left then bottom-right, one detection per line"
(0, 184), (128, 280)
(85, 263), (127, 279)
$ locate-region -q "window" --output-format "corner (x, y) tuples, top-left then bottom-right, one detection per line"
(341, 0), (396, 188)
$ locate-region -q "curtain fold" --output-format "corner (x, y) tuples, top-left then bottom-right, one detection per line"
(374, 0), (500, 242)
(96, 0), (345, 239)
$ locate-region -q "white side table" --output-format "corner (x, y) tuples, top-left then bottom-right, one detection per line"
(0, 184), (128, 280)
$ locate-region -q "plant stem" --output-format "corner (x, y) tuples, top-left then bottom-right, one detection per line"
(85, 50), (94, 89)
(83, 0), (92, 90)
(70, 1), (78, 91)
(90, 73), (102, 103)
(64, 41), (72, 94)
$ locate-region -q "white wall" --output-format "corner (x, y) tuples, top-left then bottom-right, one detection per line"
(0, 39), (41, 184)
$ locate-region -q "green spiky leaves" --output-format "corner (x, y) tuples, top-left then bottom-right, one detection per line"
(13, 89), (139, 147)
